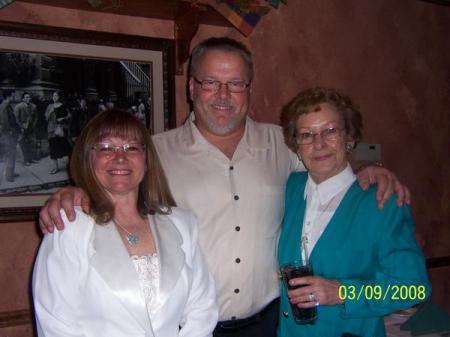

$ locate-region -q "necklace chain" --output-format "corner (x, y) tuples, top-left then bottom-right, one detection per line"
(115, 221), (140, 246)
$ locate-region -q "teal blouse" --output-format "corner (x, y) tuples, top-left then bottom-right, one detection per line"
(278, 172), (431, 337)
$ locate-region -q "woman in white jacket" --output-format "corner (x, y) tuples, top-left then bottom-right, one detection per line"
(33, 108), (218, 337)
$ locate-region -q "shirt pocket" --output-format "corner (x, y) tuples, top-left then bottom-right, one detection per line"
(258, 185), (285, 238)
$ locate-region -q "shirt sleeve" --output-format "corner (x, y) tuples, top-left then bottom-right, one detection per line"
(179, 211), (218, 337)
(32, 210), (88, 337)
(339, 198), (431, 318)
(289, 147), (306, 173)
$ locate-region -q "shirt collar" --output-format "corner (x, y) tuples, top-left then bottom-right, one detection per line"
(304, 163), (356, 204)
(182, 112), (209, 148)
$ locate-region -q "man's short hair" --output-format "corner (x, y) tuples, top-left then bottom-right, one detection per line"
(3, 89), (15, 99)
(22, 92), (31, 99)
(189, 37), (254, 82)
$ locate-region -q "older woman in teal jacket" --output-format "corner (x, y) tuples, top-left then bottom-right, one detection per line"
(278, 87), (430, 337)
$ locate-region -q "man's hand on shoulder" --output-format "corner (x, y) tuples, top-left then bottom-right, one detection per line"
(356, 165), (411, 209)
(39, 187), (90, 234)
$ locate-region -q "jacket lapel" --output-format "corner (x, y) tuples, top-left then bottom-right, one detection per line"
(150, 213), (185, 314)
(90, 221), (153, 333)
(310, 182), (360, 258)
(289, 187), (307, 262)
(279, 178), (307, 265)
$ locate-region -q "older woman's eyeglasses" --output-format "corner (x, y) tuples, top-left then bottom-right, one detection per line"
(193, 77), (250, 93)
(296, 127), (344, 145)
(91, 143), (146, 158)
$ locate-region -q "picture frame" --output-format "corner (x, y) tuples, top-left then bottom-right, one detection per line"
(0, 21), (175, 222)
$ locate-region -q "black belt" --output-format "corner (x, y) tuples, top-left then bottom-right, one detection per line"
(215, 298), (279, 333)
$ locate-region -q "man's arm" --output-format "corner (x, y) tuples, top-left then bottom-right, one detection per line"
(39, 187), (90, 233)
(356, 165), (411, 208)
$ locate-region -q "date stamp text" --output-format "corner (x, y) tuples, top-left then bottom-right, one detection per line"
(338, 285), (427, 301)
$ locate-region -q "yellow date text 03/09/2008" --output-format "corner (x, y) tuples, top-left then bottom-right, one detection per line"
(338, 284), (427, 302)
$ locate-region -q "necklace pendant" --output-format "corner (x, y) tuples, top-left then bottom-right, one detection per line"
(126, 233), (139, 245)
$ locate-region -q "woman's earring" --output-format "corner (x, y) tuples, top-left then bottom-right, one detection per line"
(346, 143), (354, 153)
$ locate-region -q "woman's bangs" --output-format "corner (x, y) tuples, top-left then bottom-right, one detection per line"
(94, 117), (144, 143)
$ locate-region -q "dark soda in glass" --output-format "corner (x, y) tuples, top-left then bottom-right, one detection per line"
(280, 261), (318, 324)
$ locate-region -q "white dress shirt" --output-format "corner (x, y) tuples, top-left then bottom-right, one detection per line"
(152, 114), (302, 320)
(302, 163), (356, 258)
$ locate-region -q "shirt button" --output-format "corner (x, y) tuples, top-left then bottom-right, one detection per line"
(230, 166), (234, 170)
(234, 195), (239, 200)
(235, 258), (241, 263)
(235, 226), (240, 231)
(234, 288), (240, 294)
(283, 311), (289, 317)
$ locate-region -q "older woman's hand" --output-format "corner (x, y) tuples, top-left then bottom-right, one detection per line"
(356, 165), (411, 208)
(287, 276), (343, 308)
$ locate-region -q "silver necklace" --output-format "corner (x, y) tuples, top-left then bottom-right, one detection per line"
(115, 222), (140, 246)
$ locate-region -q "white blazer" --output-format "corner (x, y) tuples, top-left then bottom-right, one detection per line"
(33, 207), (218, 337)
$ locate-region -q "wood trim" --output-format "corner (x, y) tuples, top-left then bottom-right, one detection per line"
(0, 21), (174, 51)
(0, 309), (32, 328)
(426, 255), (450, 269)
(0, 207), (39, 223)
(420, 0), (450, 6)
(18, 0), (232, 27)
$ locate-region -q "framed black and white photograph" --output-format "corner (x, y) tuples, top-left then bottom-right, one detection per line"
(0, 21), (175, 222)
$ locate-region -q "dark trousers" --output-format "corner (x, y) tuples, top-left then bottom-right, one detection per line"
(3, 133), (18, 181)
(213, 298), (279, 337)
(19, 134), (36, 163)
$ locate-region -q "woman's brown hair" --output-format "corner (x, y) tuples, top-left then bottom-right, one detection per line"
(281, 87), (363, 153)
(70, 108), (176, 224)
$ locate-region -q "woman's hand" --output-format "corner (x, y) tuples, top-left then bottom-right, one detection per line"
(356, 165), (411, 208)
(39, 187), (90, 234)
(287, 276), (343, 308)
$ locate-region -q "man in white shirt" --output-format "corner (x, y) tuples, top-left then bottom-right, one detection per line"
(39, 37), (409, 337)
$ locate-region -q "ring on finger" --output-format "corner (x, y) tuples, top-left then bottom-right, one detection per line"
(308, 293), (316, 302)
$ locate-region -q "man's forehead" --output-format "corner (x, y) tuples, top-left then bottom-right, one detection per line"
(196, 50), (249, 77)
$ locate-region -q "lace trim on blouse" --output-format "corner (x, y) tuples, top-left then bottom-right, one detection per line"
(131, 254), (160, 314)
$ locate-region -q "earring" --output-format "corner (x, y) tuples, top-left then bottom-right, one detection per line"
(346, 143), (353, 153)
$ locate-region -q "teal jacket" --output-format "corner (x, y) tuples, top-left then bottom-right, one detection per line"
(278, 172), (431, 337)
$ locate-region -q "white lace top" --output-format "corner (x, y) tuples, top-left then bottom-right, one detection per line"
(131, 254), (160, 315)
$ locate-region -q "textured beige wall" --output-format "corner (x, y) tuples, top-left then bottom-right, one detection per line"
(0, 2), (173, 38)
(249, 1), (450, 260)
(0, 220), (39, 335)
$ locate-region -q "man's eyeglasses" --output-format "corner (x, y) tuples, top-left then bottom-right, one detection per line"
(91, 143), (146, 158)
(296, 127), (344, 145)
(193, 77), (250, 93)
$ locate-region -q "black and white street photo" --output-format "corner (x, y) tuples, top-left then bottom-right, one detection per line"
(0, 51), (153, 194)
